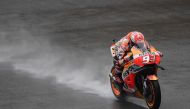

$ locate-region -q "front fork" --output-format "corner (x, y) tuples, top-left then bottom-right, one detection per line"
(143, 75), (158, 97)
(143, 79), (149, 97)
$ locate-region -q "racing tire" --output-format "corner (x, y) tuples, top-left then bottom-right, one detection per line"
(110, 77), (125, 101)
(145, 80), (161, 109)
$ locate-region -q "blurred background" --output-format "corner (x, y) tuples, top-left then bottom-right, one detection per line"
(0, 0), (189, 109)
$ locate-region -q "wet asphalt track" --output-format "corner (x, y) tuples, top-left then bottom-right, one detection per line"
(0, 0), (190, 109)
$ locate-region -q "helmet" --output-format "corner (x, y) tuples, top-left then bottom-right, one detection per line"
(127, 31), (147, 50)
(127, 31), (145, 44)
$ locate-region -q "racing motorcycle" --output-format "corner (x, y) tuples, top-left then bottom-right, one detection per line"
(109, 41), (165, 109)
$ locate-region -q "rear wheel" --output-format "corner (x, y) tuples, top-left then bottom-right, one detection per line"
(110, 77), (125, 101)
(145, 80), (161, 109)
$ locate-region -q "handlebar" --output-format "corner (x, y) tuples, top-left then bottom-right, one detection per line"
(158, 65), (165, 70)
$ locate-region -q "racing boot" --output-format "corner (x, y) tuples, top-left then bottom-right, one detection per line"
(112, 59), (124, 84)
(112, 66), (124, 84)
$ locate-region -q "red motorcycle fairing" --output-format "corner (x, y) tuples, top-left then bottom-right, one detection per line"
(123, 73), (135, 89)
(123, 47), (161, 90)
(133, 53), (161, 67)
(123, 74), (159, 90)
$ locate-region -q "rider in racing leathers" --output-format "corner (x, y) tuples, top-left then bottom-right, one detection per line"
(110, 31), (163, 84)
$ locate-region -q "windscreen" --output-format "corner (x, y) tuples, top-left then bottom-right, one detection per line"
(136, 41), (148, 52)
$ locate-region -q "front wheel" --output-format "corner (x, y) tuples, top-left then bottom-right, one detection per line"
(145, 80), (161, 109)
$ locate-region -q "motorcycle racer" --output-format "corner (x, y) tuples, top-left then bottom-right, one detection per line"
(110, 31), (163, 84)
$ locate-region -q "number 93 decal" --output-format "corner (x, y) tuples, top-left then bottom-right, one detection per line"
(143, 55), (155, 63)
